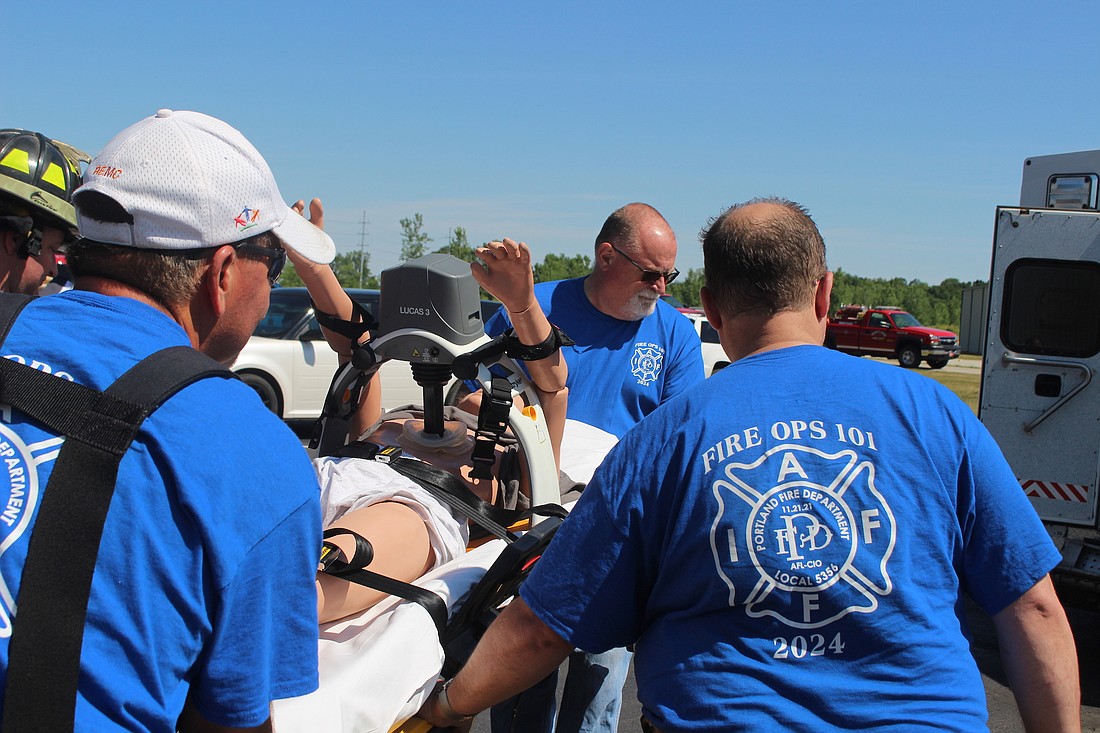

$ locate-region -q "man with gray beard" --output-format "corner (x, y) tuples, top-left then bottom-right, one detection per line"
(485, 202), (703, 440)
(482, 202), (704, 733)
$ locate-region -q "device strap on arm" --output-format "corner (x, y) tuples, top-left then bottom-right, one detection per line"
(0, 307), (234, 732)
(499, 323), (574, 362)
(311, 296), (378, 343)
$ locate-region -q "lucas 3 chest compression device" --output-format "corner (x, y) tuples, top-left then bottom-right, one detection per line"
(312, 253), (559, 512)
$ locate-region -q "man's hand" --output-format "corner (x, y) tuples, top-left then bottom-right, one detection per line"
(414, 597), (573, 727)
(287, 198), (326, 270)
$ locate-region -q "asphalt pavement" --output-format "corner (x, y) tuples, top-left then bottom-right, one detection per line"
(939, 354), (983, 374)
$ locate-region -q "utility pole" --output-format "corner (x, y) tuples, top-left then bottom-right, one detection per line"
(358, 211), (369, 288)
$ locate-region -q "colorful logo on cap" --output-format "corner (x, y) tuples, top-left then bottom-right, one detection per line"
(234, 207), (260, 231)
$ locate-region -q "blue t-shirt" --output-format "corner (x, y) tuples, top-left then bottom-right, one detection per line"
(521, 345), (1060, 732)
(0, 292), (321, 732)
(485, 277), (704, 438)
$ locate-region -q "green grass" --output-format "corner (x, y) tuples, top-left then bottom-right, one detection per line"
(861, 354), (982, 414)
(916, 368), (980, 414)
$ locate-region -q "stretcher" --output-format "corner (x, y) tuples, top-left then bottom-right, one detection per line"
(272, 501), (570, 732)
(270, 425), (611, 733)
(272, 539), (506, 733)
(274, 417), (618, 731)
(274, 541), (495, 732)
(273, 257), (617, 732)
(273, 415), (597, 733)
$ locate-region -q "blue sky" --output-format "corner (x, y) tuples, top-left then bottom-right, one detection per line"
(12, 1), (1100, 284)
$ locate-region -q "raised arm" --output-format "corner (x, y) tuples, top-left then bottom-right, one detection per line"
(287, 199), (360, 355)
(287, 198), (381, 431)
(992, 574), (1081, 733)
(471, 239), (568, 465)
(471, 238), (567, 395)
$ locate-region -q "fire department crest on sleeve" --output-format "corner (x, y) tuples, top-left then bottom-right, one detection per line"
(709, 444), (896, 629)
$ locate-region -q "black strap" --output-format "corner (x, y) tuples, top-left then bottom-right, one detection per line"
(310, 296), (377, 342)
(334, 442), (567, 541)
(439, 515), (563, 678)
(498, 323), (574, 362)
(0, 297), (234, 732)
(470, 376), (513, 480)
(318, 528), (449, 636)
(320, 527), (375, 571)
(388, 457), (518, 541)
(392, 456), (566, 535)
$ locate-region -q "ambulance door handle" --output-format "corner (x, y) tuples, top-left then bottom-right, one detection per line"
(1000, 353), (1093, 433)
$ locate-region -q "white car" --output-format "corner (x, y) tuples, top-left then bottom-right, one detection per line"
(682, 312), (729, 376)
(234, 287), (502, 420)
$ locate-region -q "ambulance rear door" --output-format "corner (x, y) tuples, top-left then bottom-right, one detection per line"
(979, 207), (1100, 528)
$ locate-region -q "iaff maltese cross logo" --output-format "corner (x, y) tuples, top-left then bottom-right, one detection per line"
(709, 444), (896, 629)
(630, 343), (664, 386)
(0, 422), (57, 638)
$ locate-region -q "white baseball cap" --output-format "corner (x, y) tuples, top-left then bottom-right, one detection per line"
(75, 109), (335, 264)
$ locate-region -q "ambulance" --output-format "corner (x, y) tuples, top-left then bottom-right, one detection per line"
(979, 149), (1100, 599)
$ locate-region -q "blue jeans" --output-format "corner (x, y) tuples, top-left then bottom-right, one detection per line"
(489, 647), (632, 733)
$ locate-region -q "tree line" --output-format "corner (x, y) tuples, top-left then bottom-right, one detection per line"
(279, 214), (982, 331)
(277, 213), (595, 290)
(828, 269), (984, 331)
(659, 269), (981, 332)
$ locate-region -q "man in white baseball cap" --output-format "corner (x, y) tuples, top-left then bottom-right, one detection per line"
(71, 108), (335, 363)
(0, 110), (331, 731)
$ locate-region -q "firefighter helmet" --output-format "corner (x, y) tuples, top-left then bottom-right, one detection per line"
(0, 128), (90, 236)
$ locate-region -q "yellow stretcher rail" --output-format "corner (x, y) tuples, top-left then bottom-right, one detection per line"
(390, 715), (435, 732)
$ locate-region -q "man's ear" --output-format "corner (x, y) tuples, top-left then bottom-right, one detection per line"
(700, 285), (723, 330)
(595, 242), (615, 271)
(815, 272), (834, 322)
(1, 230), (18, 256)
(200, 245), (236, 317)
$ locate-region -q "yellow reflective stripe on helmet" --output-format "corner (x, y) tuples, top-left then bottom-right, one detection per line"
(1, 149), (31, 174)
(41, 162), (67, 191)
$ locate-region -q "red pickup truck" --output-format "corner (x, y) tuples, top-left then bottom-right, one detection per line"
(824, 305), (960, 369)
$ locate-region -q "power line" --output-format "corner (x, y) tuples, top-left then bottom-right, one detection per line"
(358, 211), (369, 288)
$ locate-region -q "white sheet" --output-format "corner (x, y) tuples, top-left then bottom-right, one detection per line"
(272, 540), (506, 733)
(273, 421), (616, 733)
(559, 419), (619, 488)
(314, 456), (469, 569)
